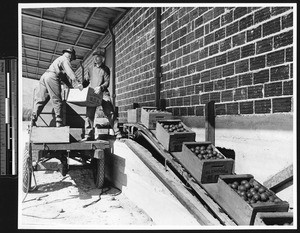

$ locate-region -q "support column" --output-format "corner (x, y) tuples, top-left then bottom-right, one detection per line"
(154, 7), (162, 109)
(108, 22), (116, 107)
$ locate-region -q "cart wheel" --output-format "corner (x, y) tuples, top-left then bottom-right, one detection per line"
(22, 146), (32, 193)
(92, 158), (105, 189)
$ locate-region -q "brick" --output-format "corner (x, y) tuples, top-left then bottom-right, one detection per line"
(191, 51), (199, 63)
(209, 44), (219, 56)
(267, 49), (285, 66)
(204, 81), (214, 92)
(235, 59), (249, 74)
(184, 96), (191, 105)
(204, 33), (214, 46)
(214, 7), (225, 18)
(195, 15), (204, 27)
(179, 87), (186, 96)
(188, 63), (196, 75)
(234, 7), (248, 20)
(273, 97), (292, 113)
(215, 104), (226, 115)
(180, 35), (187, 47)
(175, 97), (183, 106)
(210, 92), (221, 103)
(210, 18), (220, 32)
(192, 74), (200, 84)
(214, 79), (225, 90)
(183, 44), (191, 55)
(216, 53), (227, 66)
(228, 48), (240, 62)
(211, 67), (222, 80)
(238, 73), (253, 86)
(195, 105), (204, 116)
(169, 98), (176, 106)
(199, 7), (209, 17)
(286, 47), (293, 62)
(263, 18), (281, 37)
(240, 101), (254, 114)
(270, 65), (289, 81)
(282, 12), (293, 29)
(221, 9), (233, 26)
(215, 28), (226, 41)
(253, 69), (269, 84)
(274, 30), (293, 49)
(173, 108), (180, 116)
(247, 25), (262, 42)
(234, 87), (248, 101)
(226, 102), (239, 115)
(201, 70), (211, 82)
(205, 23), (210, 34)
(256, 37), (273, 54)
(205, 57), (216, 69)
(191, 94), (200, 105)
(248, 85), (263, 99)
(225, 76), (238, 89)
(239, 14), (254, 31)
(203, 9), (214, 23)
(186, 85), (195, 95)
(233, 32), (246, 47)
(195, 26), (205, 38)
(182, 55), (190, 66)
(264, 81), (282, 97)
(271, 7), (291, 16)
(226, 21), (239, 37)
(223, 63), (235, 77)
(220, 38), (232, 52)
(199, 47), (209, 59)
(200, 93), (210, 104)
(180, 107), (188, 116)
(283, 80), (293, 95)
(255, 99), (271, 114)
(254, 7), (271, 24)
(196, 60), (205, 72)
(250, 55), (265, 71)
(241, 43), (255, 58)
(184, 76), (193, 86)
(188, 107), (195, 116)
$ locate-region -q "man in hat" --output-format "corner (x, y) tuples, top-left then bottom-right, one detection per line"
(81, 49), (121, 140)
(30, 48), (83, 127)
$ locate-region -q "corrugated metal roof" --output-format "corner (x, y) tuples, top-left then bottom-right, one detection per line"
(21, 7), (129, 80)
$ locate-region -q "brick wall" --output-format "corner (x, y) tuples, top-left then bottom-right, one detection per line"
(160, 6), (293, 118)
(114, 8), (156, 121)
(82, 6), (293, 123)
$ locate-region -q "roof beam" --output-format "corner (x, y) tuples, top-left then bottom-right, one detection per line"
(23, 33), (91, 50)
(22, 13), (105, 36)
(23, 46), (83, 60)
(22, 72), (40, 80)
(22, 63), (48, 70)
(107, 7), (127, 12)
(23, 55), (51, 65)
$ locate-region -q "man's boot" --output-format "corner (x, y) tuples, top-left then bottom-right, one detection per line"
(30, 114), (37, 127)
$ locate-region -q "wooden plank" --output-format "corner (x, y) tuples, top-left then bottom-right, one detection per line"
(105, 153), (127, 190)
(205, 101), (215, 145)
(30, 126), (70, 143)
(124, 123), (236, 226)
(263, 164), (293, 193)
(254, 212), (293, 226)
(30, 140), (110, 150)
(127, 108), (141, 123)
(125, 138), (221, 226)
(140, 107), (173, 129)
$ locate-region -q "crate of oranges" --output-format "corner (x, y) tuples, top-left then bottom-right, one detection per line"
(140, 107), (173, 129)
(155, 119), (195, 152)
(172, 141), (234, 183)
(215, 174), (289, 225)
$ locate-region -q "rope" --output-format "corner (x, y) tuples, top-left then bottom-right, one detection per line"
(82, 185), (122, 208)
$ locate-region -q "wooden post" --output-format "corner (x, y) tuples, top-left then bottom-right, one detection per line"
(108, 22), (116, 108)
(205, 101), (215, 145)
(154, 7), (161, 109)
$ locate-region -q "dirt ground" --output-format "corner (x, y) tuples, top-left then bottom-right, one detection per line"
(20, 167), (155, 229)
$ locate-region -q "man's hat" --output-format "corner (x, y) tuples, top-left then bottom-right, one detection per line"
(62, 48), (76, 60)
(92, 48), (105, 57)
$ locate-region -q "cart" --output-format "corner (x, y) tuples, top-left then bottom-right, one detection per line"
(22, 98), (114, 193)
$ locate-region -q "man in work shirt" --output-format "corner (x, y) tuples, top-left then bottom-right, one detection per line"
(82, 49), (121, 140)
(31, 48), (83, 127)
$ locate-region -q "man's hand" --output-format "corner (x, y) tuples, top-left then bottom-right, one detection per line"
(77, 84), (83, 91)
(94, 86), (101, 94)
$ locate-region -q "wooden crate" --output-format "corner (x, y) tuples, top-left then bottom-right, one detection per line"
(173, 141), (235, 183)
(215, 174), (289, 225)
(30, 126), (70, 143)
(66, 87), (103, 107)
(254, 212), (293, 226)
(127, 108), (142, 123)
(141, 107), (173, 130)
(156, 119), (195, 152)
